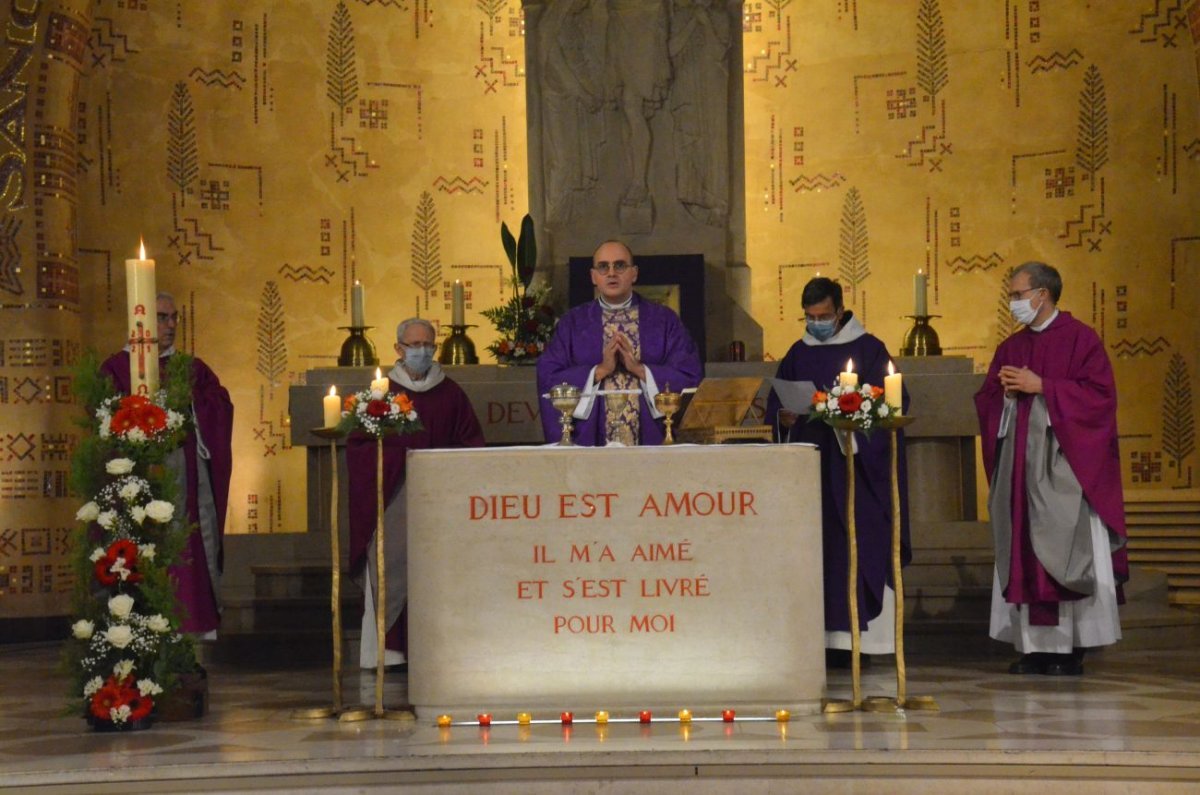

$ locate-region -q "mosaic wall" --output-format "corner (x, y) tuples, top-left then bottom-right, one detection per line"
(743, 0), (1199, 493)
(1, 1), (1197, 620)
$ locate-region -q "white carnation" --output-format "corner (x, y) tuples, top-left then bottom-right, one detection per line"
(145, 614), (170, 633)
(113, 659), (135, 680)
(83, 676), (103, 698)
(138, 543), (156, 561)
(406, 411), (418, 421)
(97, 511), (117, 530)
(130, 505), (146, 524)
(98, 424), (111, 439)
(105, 624), (134, 649)
(137, 678), (163, 697)
(89, 546), (106, 563)
(71, 619), (94, 639)
(144, 500), (174, 523)
(111, 704), (132, 723)
(119, 481), (141, 501)
(166, 410), (184, 429)
(105, 458), (135, 475)
(76, 502), (100, 522)
(861, 399), (873, 412)
(108, 593), (135, 620)
(878, 403), (892, 417)
(125, 427), (146, 443)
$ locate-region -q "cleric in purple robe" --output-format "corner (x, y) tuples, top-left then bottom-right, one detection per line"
(346, 318), (485, 669)
(536, 240), (703, 446)
(975, 262), (1126, 677)
(765, 277), (910, 664)
(100, 292), (233, 636)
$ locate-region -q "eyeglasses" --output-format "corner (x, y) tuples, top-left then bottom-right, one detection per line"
(157, 312), (179, 323)
(1007, 286), (1042, 301)
(592, 261), (632, 275)
(399, 342), (437, 351)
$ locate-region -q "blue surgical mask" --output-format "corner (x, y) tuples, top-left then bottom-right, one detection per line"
(401, 345), (434, 376)
(806, 318), (838, 342)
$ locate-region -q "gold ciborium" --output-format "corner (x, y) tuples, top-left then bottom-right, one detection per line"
(654, 387), (682, 445)
(543, 383), (581, 446)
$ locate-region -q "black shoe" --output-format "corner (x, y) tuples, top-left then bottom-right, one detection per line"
(1008, 653), (1046, 675)
(1043, 649), (1084, 676)
(384, 662), (408, 673)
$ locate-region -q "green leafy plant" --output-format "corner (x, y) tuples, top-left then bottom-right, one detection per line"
(483, 214), (556, 363)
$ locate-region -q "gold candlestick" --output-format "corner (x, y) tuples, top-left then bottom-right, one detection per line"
(337, 326), (378, 367)
(899, 315), (942, 357)
(824, 420), (862, 713)
(439, 324), (478, 365)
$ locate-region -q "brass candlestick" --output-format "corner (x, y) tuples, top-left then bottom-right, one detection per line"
(292, 427), (347, 721)
(824, 419), (862, 714)
(338, 326), (378, 366)
(654, 388), (681, 445)
(439, 324), (478, 365)
(544, 383), (581, 446)
(899, 315), (942, 356)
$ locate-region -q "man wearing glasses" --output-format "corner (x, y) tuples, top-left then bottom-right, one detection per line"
(537, 240), (702, 445)
(975, 262), (1126, 676)
(100, 292), (234, 639)
(346, 317), (484, 671)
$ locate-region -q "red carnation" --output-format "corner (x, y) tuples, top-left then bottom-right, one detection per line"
(837, 391), (864, 413)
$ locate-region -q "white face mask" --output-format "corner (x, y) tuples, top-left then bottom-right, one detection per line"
(1009, 297), (1039, 326)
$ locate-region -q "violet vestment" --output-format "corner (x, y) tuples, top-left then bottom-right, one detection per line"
(764, 314), (910, 646)
(536, 295), (703, 445)
(974, 311), (1126, 648)
(100, 351), (233, 635)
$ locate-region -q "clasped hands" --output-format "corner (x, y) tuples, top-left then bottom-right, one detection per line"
(595, 332), (646, 382)
(998, 365), (1042, 397)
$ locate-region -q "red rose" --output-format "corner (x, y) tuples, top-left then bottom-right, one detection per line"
(521, 296), (536, 308)
(365, 399), (390, 418)
(540, 304), (554, 317)
(523, 318), (540, 333)
(837, 391), (864, 413)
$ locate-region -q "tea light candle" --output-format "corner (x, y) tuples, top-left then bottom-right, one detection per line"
(839, 359), (858, 389)
(775, 709), (791, 723)
(595, 711), (609, 724)
(517, 712), (531, 725)
(721, 709), (736, 722)
(452, 279), (465, 326)
(560, 711), (573, 725)
(476, 713), (491, 726)
(351, 280), (365, 327)
(638, 710), (652, 723)
(678, 709), (692, 723)
(914, 270), (928, 316)
(436, 714), (452, 727)
(369, 367), (389, 394)
(323, 386), (341, 428)
(884, 361), (902, 412)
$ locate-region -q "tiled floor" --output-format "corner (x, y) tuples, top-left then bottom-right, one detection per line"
(4, 643), (1200, 793)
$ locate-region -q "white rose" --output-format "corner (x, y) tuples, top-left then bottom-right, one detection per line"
(76, 502), (100, 522)
(137, 678), (163, 697)
(113, 659), (134, 680)
(71, 619), (94, 639)
(139, 543), (156, 561)
(105, 458), (135, 475)
(119, 481), (141, 501)
(89, 546), (106, 563)
(105, 624), (134, 649)
(83, 676), (103, 698)
(825, 400), (837, 413)
(130, 505), (146, 524)
(145, 614), (170, 633)
(861, 399), (872, 412)
(144, 500), (174, 523)
(878, 403), (892, 417)
(108, 593), (135, 620)
(97, 511), (117, 530)
(406, 411), (418, 421)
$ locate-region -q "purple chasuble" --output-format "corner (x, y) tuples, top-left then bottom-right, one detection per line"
(974, 311), (1127, 624)
(100, 351), (234, 634)
(536, 295), (703, 445)
(765, 327), (911, 634)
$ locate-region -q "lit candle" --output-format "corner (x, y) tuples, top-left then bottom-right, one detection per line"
(638, 710), (652, 723)
(775, 709), (791, 723)
(436, 714), (452, 727)
(517, 712), (531, 725)
(124, 239), (159, 397)
(476, 713), (491, 726)
(595, 711), (609, 724)
(351, 280), (365, 327)
(677, 709), (692, 723)
(369, 367), (389, 395)
(560, 711), (573, 725)
(914, 270), (928, 316)
(839, 359), (858, 389)
(452, 279), (465, 327)
(322, 386), (341, 428)
(884, 361), (903, 413)
(721, 709), (736, 722)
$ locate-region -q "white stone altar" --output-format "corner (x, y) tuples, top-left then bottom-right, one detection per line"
(405, 443), (824, 718)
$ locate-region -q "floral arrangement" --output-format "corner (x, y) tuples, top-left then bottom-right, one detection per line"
(810, 381), (894, 433)
(481, 213), (557, 364)
(64, 352), (199, 729)
(336, 386), (423, 438)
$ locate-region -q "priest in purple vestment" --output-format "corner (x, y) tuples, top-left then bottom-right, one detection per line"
(975, 262), (1126, 677)
(346, 318), (485, 669)
(537, 240), (703, 446)
(765, 277), (910, 666)
(100, 293), (234, 636)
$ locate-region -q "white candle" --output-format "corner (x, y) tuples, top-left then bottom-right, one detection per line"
(369, 367), (389, 395)
(452, 279), (465, 327)
(884, 361), (903, 412)
(839, 358), (858, 389)
(124, 239), (159, 397)
(351, 280), (365, 327)
(914, 270), (928, 316)
(323, 386), (341, 428)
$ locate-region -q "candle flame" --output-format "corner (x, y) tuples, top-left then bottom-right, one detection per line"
(846, 358), (854, 373)
(917, 268), (923, 275)
(375, 367), (382, 379)
(329, 385), (337, 397)
(888, 360), (895, 376)
(138, 238), (146, 260)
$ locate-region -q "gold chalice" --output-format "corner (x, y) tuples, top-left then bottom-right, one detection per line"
(544, 383), (581, 446)
(654, 387), (682, 445)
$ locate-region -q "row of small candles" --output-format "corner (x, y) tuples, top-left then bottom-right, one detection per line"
(839, 359), (904, 410)
(438, 708), (792, 727)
